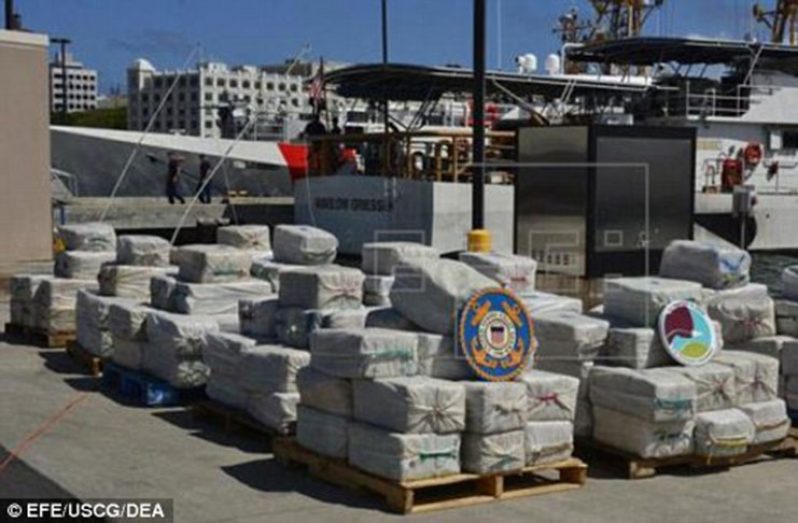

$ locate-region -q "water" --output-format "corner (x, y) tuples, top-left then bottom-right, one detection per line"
(751, 253), (798, 296)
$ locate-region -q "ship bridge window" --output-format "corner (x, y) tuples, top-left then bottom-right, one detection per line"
(782, 130), (798, 150)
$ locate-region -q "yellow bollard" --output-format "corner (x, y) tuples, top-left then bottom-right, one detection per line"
(467, 229), (492, 253)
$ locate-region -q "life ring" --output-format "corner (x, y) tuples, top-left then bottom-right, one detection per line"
(743, 142), (763, 167)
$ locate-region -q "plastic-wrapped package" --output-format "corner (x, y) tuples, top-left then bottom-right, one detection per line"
(322, 308), (372, 330)
(462, 430), (525, 474)
(698, 283), (769, 308)
(111, 338), (147, 370)
(297, 406), (349, 458)
(238, 297), (278, 341)
(462, 381), (527, 434)
(592, 406), (694, 458)
(116, 235), (171, 266)
(363, 275), (394, 306)
(365, 307), (420, 331)
(141, 347), (209, 389)
(238, 345), (310, 394)
(599, 327), (673, 369)
(55, 251), (115, 279)
(603, 277), (703, 327)
(210, 313), (240, 334)
(707, 295), (776, 344)
(247, 392), (299, 435)
(458, 251), (537, 294)
(518, 370), (580, 422)
(659, 240), (751, 290)
(217, 225), (271, 251)
(99, 264), (178, 300)
(58, 222), (116, 252)
(775, 300), (798, 337)
(145, 310), (220, 358)
(274, 308), (325, 349)
(675, 363), (737, 412)
(108, 303), (150, 341)
(524, 421), (574, 466)
(352, 377), (466, 434)
(150, 275), (177, 311)
(9, 274), (48, 327)
(781, 265), (798, 300)
(390, 259), (494, 335)
(416, 333), (474, 380)
(361, 242), (439, 276)
(532, 360), (593, 439)
(310, 328), (418, 378)
(714, 351), (779, 405)
(278, 266), (364, 311)
(589, 366), (696, 422)
(739, 399), (790, 444)
(250, 259), (299, 292)
(727, 335), (796, 361)
(534, 311), (609, 364)
(175, 244), (252, 283)
(519, 291), (583, 315)
(348, 423), (460, 481)
(172, 279), (273, 315)
(203, 332), (256, 377)
(787, 377), (798, 411)
(76, 290), (137, 357)
(693, 409), (754, 458)
(206, 375), (249, 410)
(273, 225), (337, 265)
(296, 367), (353, 417)
(33, 277), (98, 333)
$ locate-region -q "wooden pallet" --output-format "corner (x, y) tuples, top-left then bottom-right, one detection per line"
(191, 400), (288, 437)
(65, 340), (103, 377)
(3, 323), (74, 348)
(101, 362), (204, 407)
(273, 437), (587, 514)
(578, 436), (797, 479)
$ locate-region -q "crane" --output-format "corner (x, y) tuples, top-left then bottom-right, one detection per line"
(754, 1), (798, 45)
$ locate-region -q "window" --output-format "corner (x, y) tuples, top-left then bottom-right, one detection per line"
(291, 98), (299, 107)
(154, 78), (163, 88)
(230, 79), (238, 88)
(217, 78), (225, 87)
(191, 92), (198, 101)
(278, 82), (286, 91)
(290, 84), (298, 92)
(783, 130), (798, 149)
(255, 81), (261, 89)
(190, 77), (199, 87)
(154, 94), (161, 102)
(179, 77), (187, 87)
(205, 93), (213, 101)
(205, 121), (213, 128)
(141, 94), (149, 102)
(178, 93), (185, 102)
(205, 77), (213, 86)
(266, 82), (274, 91)
(243, 80), (250, 89)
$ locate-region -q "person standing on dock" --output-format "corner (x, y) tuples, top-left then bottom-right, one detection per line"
(166, 151), (186, 205)
(197, 154), (212, 204)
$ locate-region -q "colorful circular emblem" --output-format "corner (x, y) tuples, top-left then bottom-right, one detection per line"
(459, 288), (535, 381)
(658, 300), (719, 367)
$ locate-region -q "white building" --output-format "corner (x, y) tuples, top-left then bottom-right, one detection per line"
(127, 59), (335, 140)
(49, 52), (98, 113)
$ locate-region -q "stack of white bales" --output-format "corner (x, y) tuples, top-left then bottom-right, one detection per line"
(458, 251), (537, 295)
(361, 242), (439, 306)
(773, 266), (798, 416)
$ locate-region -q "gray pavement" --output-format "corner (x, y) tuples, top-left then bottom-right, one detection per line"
(1, 319), (798, 522)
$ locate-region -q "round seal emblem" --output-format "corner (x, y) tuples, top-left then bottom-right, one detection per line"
(658, 300), (719, 367)
(459, 288), (535, 381)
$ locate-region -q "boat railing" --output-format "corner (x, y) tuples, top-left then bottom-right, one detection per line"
(303, 129), (516, 181)
(656, 81), (782, 118)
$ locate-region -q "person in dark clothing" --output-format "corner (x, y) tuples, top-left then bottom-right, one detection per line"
(303, 114), (327, 137)
(329, 116), (342, 135)
(166, 152), (186, 204)
(197, 154), (212, 204)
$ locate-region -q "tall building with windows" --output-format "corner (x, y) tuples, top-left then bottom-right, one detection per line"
(126, 59), (324, 139)
(49, 52), (98, 113)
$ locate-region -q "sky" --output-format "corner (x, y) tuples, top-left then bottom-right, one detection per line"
(14, 0), (766, 94)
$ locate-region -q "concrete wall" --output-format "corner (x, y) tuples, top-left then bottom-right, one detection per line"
(0, 31), (52, 264)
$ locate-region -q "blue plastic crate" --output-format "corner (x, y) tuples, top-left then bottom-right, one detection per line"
(101, 362), (203, 407)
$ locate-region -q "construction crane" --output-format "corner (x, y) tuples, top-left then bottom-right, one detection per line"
(754, 1), (798, 45)
(555, 0), (665, 44)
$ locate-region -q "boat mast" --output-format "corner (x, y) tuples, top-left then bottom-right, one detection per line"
(754, 0), (798, 45)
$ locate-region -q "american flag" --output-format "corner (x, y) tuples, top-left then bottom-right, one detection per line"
(309, 58), (325, 112)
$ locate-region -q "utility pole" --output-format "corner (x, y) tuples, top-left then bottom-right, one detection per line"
(51, 37), (72, 119)
(472, 0), (486, 231)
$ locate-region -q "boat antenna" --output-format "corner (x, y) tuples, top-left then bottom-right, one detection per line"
(285, 43), (311, 76)
(99, 44), (200, 222)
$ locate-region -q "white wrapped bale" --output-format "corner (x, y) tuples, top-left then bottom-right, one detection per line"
(534, 311), (609, 363)
(206, 376), (249, 410)
(172, 279), (273, 315)
(659, 240), (751, 290)
(592, 406), (694, 458)
(714, 351), (779, 405)
(782, 265), (798, 300)
(176, 244), (252, 283)
(458, 251), (537, 294)
(779, 338), (798, 376)
(775, 300), (798, 337)
(787, 378), (798, 411)
(203, 332), (256, 377)
(739, 399), (790, 445)
(278, 266), (364, 311)
(707, 295), (776, 344)
(111, 338), (147, 370)
(99, 265), (178, 300)
(600, 327), (673, 369)
(274, 308), (325, 349)
(518, 370), (580, 422)
(217, 225), (270, 251)
(461, 430), (525, 474)
(55, 251), (115, 279)
(361, 242), (439, 276)
(247, 392), (299, 435)
(589, 366), (696, 422)
(348, 423), (461, 481)
(416, 333), (473, 380)
(524, 421), (574, 466)
(238, 345), (310, 394)
(33, 277), (98, 333)
(297, 406), (349, 458)
(145, 311), (219, 359)
(726, 335), (795, 361)
(296, 367), (353, 417)
(9, 275), (48, 327)
(698, 282), (769, 308)
(76, 290), (136, 357)
(273, 225), (337, 265)
(675, 363), (736, 412)
(142, 348), (209, 389)
(58, 222), (116, 252)
(108, 303), (150, 341)
(116, 235), (170, 266)
(353, 377), (466, 434)
(250, 259), (299, 292)
(365, 307), (420, 331)
(210, 314), (240, 334)
(238, 297), (278, 341)
(363, 275), (394, 306)
(390, 259), (494, 335)
(310, 328), (418, 379)
(462, 381), (527, 434)
(150, 275), (177, 310)
(603, 277), (703, 327)
(694, 409), (754, 458)
(520, 291), (583, 315)
(322, 308), (372, 330)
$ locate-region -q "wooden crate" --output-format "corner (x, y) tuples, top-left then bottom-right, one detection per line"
(3, 323), (74, 348)
(191, 400), (289, 438)
(273, 437), (587, 514)
(66, 340), (103, 377)
(578, 436), (797, 479)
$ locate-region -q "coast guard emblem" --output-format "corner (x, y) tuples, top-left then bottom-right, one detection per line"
(459, 288), (535, 381)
